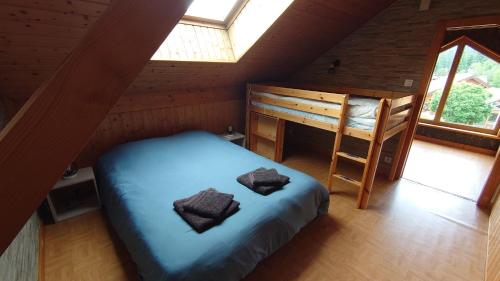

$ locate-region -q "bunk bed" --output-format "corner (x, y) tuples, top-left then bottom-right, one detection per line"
(246, 83), (416, 209)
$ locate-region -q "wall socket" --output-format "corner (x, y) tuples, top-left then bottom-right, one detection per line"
(383, 156), (393, 164)
(403, 79), (413, 87)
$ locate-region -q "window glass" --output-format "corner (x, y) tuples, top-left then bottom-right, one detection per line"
(439, 45), (500, 129)
(421, 46), (458, 120)
(185, 0), (239, 22)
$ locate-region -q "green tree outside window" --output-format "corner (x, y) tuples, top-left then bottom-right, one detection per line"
(430, 83), (492, 125)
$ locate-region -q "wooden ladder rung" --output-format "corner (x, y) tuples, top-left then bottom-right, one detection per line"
(332, 174), (361, 187)
(336, 152), (367, 164)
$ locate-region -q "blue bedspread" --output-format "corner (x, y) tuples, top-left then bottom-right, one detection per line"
(96, 131), (329, 281)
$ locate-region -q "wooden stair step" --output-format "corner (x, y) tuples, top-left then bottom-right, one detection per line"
(251, 130), (276, 141)
(332, 174), (362, 187)
(336, 152), (367, 164)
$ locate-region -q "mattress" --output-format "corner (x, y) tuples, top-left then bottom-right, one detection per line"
(251, 92), (403, 131)
(96, 131), (329, 281)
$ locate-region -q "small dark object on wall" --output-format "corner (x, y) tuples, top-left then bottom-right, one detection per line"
(328, 59), (341, 74)
(227, 125), (234, 134)
(63, 163), (78, 179)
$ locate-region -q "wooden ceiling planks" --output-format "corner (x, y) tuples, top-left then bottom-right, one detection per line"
(0, 0), (396, 102)
(0, 0), (108, 17)
(0, 4), (99, 28)
(0, 0), (191, 255)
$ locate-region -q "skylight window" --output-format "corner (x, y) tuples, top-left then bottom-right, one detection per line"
(152, 0), (294, 62)
(185, 0), (240, 22)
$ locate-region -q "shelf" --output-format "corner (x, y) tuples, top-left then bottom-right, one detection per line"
(251, 112), (278, 141)
(55, 206), (100, 222)
(48, 167), (101, 223)
(255, 137), (275, 160)
(252, 130), (276, 142)
(53, 167), (95, 190)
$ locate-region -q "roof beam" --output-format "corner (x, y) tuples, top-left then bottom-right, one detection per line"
(0, 0), (191, 254)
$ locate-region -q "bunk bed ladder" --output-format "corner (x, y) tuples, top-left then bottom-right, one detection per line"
(328, 99), (391, 209)
(327, 94), (350, 192)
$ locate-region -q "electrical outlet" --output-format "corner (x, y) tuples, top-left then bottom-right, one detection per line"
(403, 79), (413, 87)
(384, 156), (392, 164)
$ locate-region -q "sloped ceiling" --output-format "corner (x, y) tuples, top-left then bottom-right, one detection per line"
(0, 0), (396, 103)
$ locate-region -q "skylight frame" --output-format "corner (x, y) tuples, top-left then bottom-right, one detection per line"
(152, 0), (295, 63)
(182, 0), (248, 28)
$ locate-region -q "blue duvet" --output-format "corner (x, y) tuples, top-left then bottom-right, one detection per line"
(96, 131), (329, 281)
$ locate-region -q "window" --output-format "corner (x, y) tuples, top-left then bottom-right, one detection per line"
(421, 46), (458, 120)
(420, 36), (500, 135)
(183, 0), (245, 26)
(152, 0), (294, 62)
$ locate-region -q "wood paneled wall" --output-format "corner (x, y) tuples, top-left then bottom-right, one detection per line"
(487, 197), (500, 281)
(0, 0), (397, 101)
(0, 97), (5, 129)
(0, 97), (21, 129)
(77, 86), (245, 166)
(0, 0), (107, 100)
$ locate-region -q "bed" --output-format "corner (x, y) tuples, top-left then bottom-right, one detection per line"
(251, 91), (406, 131)
(96, 131), (329, 281)
(246, 83), (415, 209)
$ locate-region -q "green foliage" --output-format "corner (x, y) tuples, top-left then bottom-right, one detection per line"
(471, 59), (500, 87)
(433, 45), (500, 87)
(430, 83), (492, 125)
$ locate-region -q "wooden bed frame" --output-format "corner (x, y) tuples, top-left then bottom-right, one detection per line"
(245, 83), (415, 209)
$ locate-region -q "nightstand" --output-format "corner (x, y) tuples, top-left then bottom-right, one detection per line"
(219, 131), (245, 147)
(47, 167), (101, 222)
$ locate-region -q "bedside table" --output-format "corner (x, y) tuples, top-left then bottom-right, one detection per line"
(219, 132), (245, 147)
(47, 167), (101, 222)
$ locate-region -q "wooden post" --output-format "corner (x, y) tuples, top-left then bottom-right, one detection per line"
(245, 84), (253, 149)
(0, 0), (191, 254)
(274, 119), (286, 162)
(392, 20), (446, 180)
(327, 94), (349, 192)
(477, 147), (500, 208)
(357, 99), (391, 209)
(432, 44), (465, 122)
(486, 198), (500, 281)
(388, 130), (409, 181)
(388, 100), (415, 181)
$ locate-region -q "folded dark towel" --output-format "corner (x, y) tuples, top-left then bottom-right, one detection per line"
(237, 168), (290, 195)
(174, 194), (240, 233)
(249, 168), (282, 187)
(183, 188), (234, 219)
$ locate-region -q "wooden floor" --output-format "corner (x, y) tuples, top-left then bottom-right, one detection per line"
(403, 139), (494, 201)
(44, 149), (490, 281)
